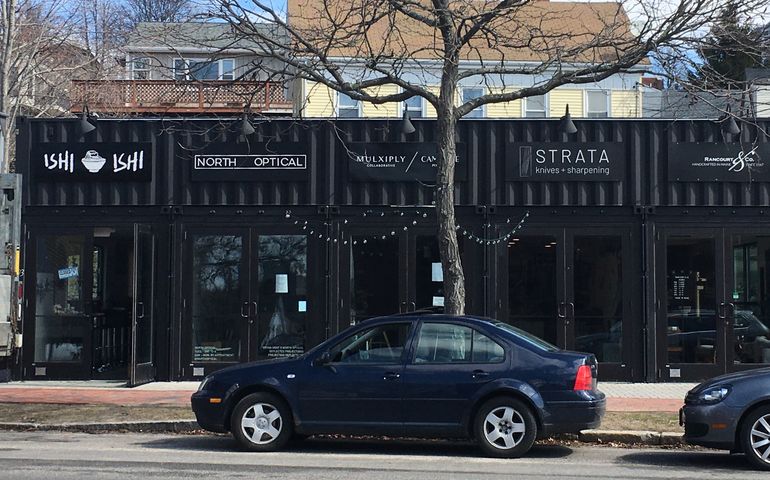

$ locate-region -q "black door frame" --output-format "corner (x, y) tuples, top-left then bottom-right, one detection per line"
(491, 210), (643, 382)
(653, 226), (727, 382)
(178, 218), (324, 379)
(129, 223), (157, 386)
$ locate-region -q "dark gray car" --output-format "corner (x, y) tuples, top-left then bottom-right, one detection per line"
(681, 368), (770, 470)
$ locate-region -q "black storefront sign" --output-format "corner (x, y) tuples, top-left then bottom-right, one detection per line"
(506, 143), (625, 181)
(191, 143), (308, 181)
(346, 142), (467, 182)
(668, 142), (770, 182)
(31, 143), (152, 181)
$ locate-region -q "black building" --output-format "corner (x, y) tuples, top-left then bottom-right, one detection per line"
(14, 117), (770, 384)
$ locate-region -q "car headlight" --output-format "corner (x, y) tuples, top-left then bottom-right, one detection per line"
(197, 376), (211, 392)
(697, 386), (731, 404)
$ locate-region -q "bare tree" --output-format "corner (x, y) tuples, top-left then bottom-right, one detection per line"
(123, 0), (195, 27)
(202, 0), (762, 314)
(0, 0), (89, 172)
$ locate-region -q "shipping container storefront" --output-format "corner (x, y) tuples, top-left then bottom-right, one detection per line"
(14, 117), (770, 383)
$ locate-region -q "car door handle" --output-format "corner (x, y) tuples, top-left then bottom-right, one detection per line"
(472, 370), (489, 379)
(383, 372), (400, 381)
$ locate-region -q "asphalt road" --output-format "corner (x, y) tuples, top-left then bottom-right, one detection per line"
(0, 431), (765, 479)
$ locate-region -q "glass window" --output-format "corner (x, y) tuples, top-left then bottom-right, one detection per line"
(586, 90), (609, 118)
(525, 94), (547, 118)
(404, 95), (423, 118)
(351, 236), (399, 323)
(472, 331), (505, 363)
(189, 60), (220, 81)
(507, 236), (558, 345)
(338, 93), (359, 117)
(415, 323), (472, 363)
(173, 59), (187, 81)
(221, 59), (235, 81)
(463, 87), (484, 118)
(415, 323), (504, 364)
(131, 57), (150, 80)
(191, 234), (243, 363)
(330, 323), (411, 364)
(666, 237), (716, 364)
(34, 235), (87, 363)
(256, 235), (307, 359)
(731, 234), (770, 365)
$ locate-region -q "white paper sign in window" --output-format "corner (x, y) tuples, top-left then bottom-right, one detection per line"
(432, 296), (445, 307)
(275, 274), (289, 293)
(432, 262), (443, 282)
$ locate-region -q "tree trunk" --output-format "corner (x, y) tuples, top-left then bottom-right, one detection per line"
(435, 57), (465, 315)
(0, 0), (16, 172)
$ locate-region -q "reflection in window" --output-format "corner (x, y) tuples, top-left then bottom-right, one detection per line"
(256, 235), (307, 359)
(34, 235), (86, 362)
(732, 235), (770, 365)
(338, 93), (360, 117)
(524, 94), (547, 117)
(191, 235), (243, 362)
(666, 237), (716, 364)
(573, 236), (623, 363)
(330, 323), (410, 364)
(463, 87), (485, 118)
(415, 323), (504, 364)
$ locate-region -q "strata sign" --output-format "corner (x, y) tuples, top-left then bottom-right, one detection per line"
(668, 142), (770, 182)
(506, 143), (625, 181)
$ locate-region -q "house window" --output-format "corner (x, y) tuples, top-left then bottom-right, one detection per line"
(338, 93), (360, 117)
(463, 87), (485, 118)
(404, 95), (423, 118)
(131, 57), (150, 80)
(586, 90), (609, 118)
(524, 94), (547, 117)
(173, 58), (235, 81)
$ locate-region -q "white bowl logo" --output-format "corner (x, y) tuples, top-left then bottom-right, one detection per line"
(81, 150), (106, 173)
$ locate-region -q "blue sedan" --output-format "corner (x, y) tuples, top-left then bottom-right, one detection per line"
(191, 314), (606, 457)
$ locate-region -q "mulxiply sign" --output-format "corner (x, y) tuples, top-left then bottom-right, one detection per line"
(667, 142), (770, 182)
(31, 143), (152, 181)
(506, 143), (625, 181)
(346, 142), (467, 182)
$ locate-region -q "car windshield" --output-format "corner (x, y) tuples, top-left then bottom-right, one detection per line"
(492, 322), (559, 352)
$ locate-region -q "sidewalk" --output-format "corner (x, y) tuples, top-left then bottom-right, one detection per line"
(0, 380), (694, 412)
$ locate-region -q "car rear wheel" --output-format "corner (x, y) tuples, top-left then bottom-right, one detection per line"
(474, 397), (537, 458)
(742, 405), (770, 471)
(230, 393), (293, 452)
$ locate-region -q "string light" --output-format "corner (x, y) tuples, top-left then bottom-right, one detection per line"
(282, 209), (529, 245)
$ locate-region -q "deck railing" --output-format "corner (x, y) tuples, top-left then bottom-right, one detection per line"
(70, 80), (292, 114)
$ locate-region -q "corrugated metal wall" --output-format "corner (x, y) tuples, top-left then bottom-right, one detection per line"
(17, 117), (770, 208)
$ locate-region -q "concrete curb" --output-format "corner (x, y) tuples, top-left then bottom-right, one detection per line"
(578, 429), (684, 446)
(0, 420), (199, 433)
(0, 421), (686, 447)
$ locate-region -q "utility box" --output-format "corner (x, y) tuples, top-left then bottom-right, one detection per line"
(0, 169), (22, 380)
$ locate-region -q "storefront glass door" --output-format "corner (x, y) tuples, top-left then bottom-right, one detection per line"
(130, 224), (156, 386)
(726, 232), (770, 369)
(499, 225), (638, 381)
(657, 229), (726, 381)
(183, 226), (313, 377)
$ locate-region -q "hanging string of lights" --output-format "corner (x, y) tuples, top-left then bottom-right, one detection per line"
(283, 210), (530, 246)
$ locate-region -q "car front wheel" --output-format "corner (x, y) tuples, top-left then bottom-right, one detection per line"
(741, 405), (770, 471)
(230, 392), (293, 452)
(474, 396), (537, 458)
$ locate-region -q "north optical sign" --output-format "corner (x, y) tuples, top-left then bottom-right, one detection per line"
(190, 143), (308, 181)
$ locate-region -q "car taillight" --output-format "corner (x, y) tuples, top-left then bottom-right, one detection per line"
(573, 365), (593, 391)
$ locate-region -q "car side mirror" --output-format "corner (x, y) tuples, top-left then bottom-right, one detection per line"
(315, 351), (331, 366)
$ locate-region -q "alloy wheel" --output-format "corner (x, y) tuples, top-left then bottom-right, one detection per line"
(483, 406), (527, 449)
(240, 402), (283, 445)
(750, 413), (770, 464)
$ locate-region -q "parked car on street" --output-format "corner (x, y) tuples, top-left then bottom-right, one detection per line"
(192, 313), (605, 458)
(681, 367), (770, 470)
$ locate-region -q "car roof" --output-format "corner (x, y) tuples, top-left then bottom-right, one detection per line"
(357, 312), (495, 327)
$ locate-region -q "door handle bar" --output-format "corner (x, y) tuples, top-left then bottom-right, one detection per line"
(240, 302), (249, 318)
